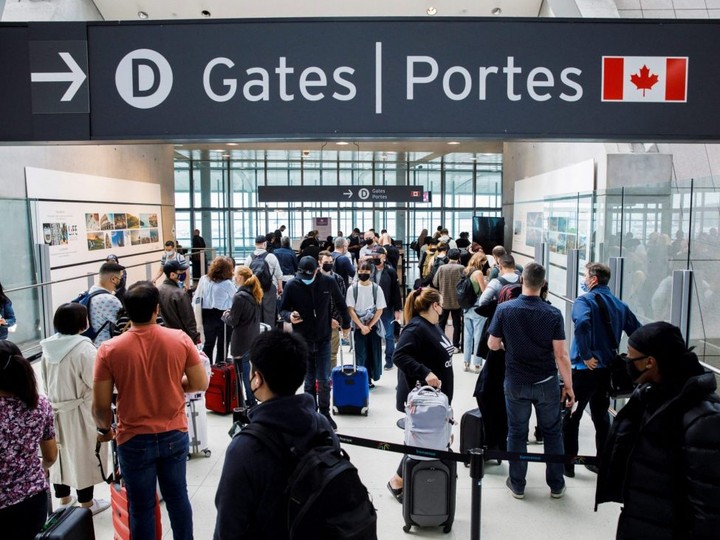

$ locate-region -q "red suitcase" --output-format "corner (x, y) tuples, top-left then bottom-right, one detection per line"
(111, 482), (162, 540)
(206, 362), (238, 414)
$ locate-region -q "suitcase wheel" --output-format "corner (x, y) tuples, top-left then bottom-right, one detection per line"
(443, 525), (452, 533)
(332, 406), (338, 414)
(403, 525), (411, 533)
(362, 409), (369, 417)
(201, 449), (212, 458)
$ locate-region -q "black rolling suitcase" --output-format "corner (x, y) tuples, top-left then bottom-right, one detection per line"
(459, 408), (485, 466)
(401, 458), (456, 534)
(35, 506), (95, 539)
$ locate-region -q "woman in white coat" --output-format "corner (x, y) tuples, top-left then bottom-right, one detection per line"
(40, 303), (110, 515)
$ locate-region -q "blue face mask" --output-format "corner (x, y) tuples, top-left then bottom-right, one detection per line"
(580, 281), (589, 293)
(301, 277), (315, 286)
(177, 272), (187, 283)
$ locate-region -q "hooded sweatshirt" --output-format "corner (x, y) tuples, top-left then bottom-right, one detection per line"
(214, 393), (337, 540)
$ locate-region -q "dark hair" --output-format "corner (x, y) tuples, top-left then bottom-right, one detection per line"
(0, 281), (8, 305)
(164, 240), (175, 248)
(250, 331), (308, 396)
(54, 303), (88, 335)
(99, 262), (125, 277)
(437, 242), (448, 253)
(586, 262), (611, 285)
(522, 262), (546, 290)
(0, 341), (39, 408)
(124, 281), (159, 323)
(318, 250), (332, 262)
(358, 262), (373, 273)
(499, 254), (516, 269)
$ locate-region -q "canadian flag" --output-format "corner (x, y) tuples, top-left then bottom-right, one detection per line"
(602, 56), (688, 102)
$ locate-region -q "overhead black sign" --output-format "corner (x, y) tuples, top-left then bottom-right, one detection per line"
(258, 185), (428, 203)
(2, 18), (720, 141)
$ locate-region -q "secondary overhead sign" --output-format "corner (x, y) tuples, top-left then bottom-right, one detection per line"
(2, 18), (720, 141)
(258, 185), (427, 203)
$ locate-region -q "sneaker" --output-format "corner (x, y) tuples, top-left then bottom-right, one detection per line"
(534, 425), (544, 444)
(384, 364), (393, 371)
(87, 498), (111, 515)
(550, 485), (566, 499)
(564, 465), (575, 478)
(368, 380), (375, 389)
(463, 362), (470, 372)
(506, 477), (524, 499)
(322, 413), (337, 431)
(453, 347), (462, 354)
(584, 464), (600, 474)
(56, 495), (77, 510)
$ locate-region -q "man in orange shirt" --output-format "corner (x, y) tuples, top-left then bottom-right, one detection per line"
(92, 281), (208, 540)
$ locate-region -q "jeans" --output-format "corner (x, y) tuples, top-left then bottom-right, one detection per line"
(439, 308), (462, 348)
(463, 308), (486, 366)
(562, 367), (611, 459)
(304, 340), (331, 414)
(234, 352), (257, 408)
(505, 376), (565, 492)
(117, 431), (193, 540)
(380, 310), (396, 367)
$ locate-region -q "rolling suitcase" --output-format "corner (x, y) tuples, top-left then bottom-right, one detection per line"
(206, 362), (238, 414)
(332, 330), (369, 415)
(402, 457), (457, 534)
(111, 483), (162, 540)
(459, 408), (485, 466)
(186, 348), (212, 457)
(35, 507), (95, 539)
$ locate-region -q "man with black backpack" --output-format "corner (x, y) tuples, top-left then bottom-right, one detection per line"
(74, 261), (124, 347)
(478, 254), (521, 307)
(214, 330), (376, 540)
(244, 235), (283, 326)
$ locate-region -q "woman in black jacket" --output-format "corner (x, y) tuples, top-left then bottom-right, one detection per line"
(226, 266), (263, 408)
(595, 322), (720, 539)
(386, 287), (455, 503)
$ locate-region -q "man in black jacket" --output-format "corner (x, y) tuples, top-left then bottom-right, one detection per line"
(595, 322), (720, 539)
(158, 259), (201, 343)
(369, 246), (402, 370)
(214, 331), (339, 539)
(279, 256), (351, 430)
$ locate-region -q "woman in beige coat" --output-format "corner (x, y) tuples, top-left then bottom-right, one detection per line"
(40, 303), (110, 515)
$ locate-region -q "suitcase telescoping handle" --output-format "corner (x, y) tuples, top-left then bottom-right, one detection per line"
(340, 327), (358, 373)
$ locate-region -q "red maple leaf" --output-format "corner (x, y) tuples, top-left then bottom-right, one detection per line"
(630, 65), (659, 97)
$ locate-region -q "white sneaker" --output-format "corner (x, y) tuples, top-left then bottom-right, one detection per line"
(551, 485), (567, 499)
(56, 495), (77, 510)
(87, 498), (111, 515)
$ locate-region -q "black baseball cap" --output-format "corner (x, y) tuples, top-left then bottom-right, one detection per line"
(164, 259), (189, 276)
(255, 235), (268, 244)
(371, 246), (386, 256)
(296, 256), (318, 278)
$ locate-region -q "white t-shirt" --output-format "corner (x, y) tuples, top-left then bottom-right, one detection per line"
(346, 282), (387, 313)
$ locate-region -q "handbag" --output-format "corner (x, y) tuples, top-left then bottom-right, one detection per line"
(594, 294), (634, 398)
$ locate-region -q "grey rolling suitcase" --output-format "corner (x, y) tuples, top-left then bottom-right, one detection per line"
(401, 457), (456, 534)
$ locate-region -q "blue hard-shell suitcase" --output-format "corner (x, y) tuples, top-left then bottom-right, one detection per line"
(332, 331), (369, 415)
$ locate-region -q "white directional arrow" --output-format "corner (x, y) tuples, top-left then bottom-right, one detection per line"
(344, 189), (354, 199)
(31, 52), (87, 102)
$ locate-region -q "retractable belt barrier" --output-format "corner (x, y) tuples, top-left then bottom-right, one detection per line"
(336, 433), (598, 540)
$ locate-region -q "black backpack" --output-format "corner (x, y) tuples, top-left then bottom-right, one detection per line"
(249, 252), (273, 291)
(455, 274), (478, 309)
(497, 277), (523, 304)
(71, 289), (113, 341)
(241, 423), (377, 540)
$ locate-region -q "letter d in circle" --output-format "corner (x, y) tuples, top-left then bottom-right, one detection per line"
(116, 49), (173, 109)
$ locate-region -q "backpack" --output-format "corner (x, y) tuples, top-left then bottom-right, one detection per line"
(352, 283), (378, 305)
(497, 277), (523, 304)
(455, 274), (478, 309)
(404, 385), (454, 457)
(240, 423), (377, 540)
(71, 289), (112, 341)
(249, 252), (273, 291)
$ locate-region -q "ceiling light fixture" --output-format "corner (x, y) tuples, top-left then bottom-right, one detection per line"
(448, 141), (461, 145)
(227, 142), (238, 146)
(492, 7), (502, 15)
(336, 141), (349, 146)
(427, 7), (437, 16)
(138, 11), (149, 19)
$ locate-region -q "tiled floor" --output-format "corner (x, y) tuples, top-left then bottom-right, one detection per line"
(48, 347), (621, 539)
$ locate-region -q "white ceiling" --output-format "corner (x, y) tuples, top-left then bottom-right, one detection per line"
(91, 0), (545, 21)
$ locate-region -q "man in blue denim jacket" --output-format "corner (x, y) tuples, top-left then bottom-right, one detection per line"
(563, 262), (641, 477)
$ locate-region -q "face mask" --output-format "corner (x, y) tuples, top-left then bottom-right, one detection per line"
(321, 263), (333, 272)
(177, 272), (187, 282)
(625, 360), (646, 382)
(373, 258), (382, 266)
(580, 281), (589, 293)
(301, 276), (315, 286)
(428, 249), (437, 254)
(358, 273), (371, 282)
(365, 239), (374, 245)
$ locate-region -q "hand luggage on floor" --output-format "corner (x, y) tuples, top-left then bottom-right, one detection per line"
(186, 394), (211, 457)
(111, 482), (162, 540)
(332, 330), (369, 415)
(35, 506), (95, 540)
(459, 408), (485, 465)
(206, 361), (238, 414)
(401, 457), (456, 533)
(404, 385), (454, 458)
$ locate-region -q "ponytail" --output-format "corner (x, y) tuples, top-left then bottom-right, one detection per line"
(403, 287), (441, 323)
(235, 265), (264, 304)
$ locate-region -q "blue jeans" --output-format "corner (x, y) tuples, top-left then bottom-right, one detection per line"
(463, 308), (486, 366)
(504, 376), (565, 493)
(380, 310), (396, 367)
(117, 431), (193, 540)
(234, 351), (257, 408)
(304, 340), (331, 414)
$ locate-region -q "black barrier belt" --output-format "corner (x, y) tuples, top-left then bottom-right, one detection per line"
(336, 433), (598, 467)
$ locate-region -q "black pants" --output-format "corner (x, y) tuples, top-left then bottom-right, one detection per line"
(0, 490), (48, 540)
(202, 308), (232, 364)
(439, 308), (462, 348)
(54, 484), (94, 504)
(562, 367), (611, 458)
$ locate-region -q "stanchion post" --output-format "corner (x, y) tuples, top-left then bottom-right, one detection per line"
(469, 448), (484, 540)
